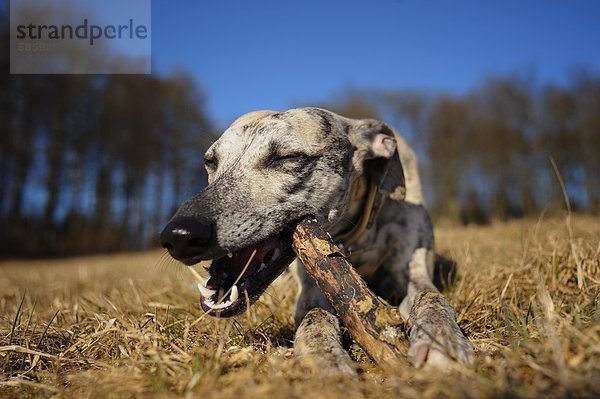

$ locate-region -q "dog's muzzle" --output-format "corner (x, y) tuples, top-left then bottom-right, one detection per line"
(160, 215), (296, 317)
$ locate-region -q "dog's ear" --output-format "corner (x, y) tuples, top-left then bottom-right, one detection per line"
(347, 119), (406, 202)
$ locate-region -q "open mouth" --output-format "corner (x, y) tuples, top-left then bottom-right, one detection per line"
(196, 232), (296, 317)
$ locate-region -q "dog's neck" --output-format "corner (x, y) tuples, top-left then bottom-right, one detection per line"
(327, 173), (394, 278)
(331, 173), (381, 248)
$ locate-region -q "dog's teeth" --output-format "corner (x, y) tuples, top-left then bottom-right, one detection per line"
(197, 283), (216, 299)
(227, 252), (233, 258)
(216, 300), (232, 309)
(258, 262), (267, 273)
(218, 288), (225, 300)
(230, 285), (239, 302)
(204, 297), (233, 310)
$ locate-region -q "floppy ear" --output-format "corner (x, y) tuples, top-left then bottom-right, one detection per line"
(347, 119), (406, 202)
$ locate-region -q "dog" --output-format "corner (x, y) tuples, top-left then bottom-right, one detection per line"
(159, 107), (474, 369)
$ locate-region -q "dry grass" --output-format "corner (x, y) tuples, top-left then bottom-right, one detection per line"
(1, 214), (599, 398)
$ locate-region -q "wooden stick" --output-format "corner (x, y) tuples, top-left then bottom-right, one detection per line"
(292, 219), (408, 369)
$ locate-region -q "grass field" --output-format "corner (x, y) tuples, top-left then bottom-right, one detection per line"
(1, 214), (599, 398)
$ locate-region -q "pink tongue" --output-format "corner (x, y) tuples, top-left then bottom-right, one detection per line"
(231, 236), (280, 273)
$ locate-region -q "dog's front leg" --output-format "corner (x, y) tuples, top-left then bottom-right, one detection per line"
(294, 308), (358, 376)
(399, 248), (474, 369)
(293, 261), (357, 377)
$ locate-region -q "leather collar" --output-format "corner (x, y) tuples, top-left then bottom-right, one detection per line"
(335, 176), (388, 277)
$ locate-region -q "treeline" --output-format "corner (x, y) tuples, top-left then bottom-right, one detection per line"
(323, 72), (600, 224)
(2, 0), (599, 257)
(0, 19), (215, 256)
(2, 71), (599, 258)
(0, 75), (215, 258)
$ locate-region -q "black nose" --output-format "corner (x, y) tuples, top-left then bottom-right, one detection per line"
(159, 216), (214, 262)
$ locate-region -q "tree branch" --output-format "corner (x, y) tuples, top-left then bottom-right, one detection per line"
(292, 219), (408, 369)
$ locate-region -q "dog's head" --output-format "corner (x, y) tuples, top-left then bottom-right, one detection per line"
(159, 107), (405, 316)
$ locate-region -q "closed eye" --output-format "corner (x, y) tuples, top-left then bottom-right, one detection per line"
(268, 152), (305, 167)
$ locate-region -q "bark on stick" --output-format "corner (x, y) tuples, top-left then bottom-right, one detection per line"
(292, 219), (408, 369)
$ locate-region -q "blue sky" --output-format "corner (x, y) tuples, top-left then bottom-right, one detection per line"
(151, 0), (600, 129)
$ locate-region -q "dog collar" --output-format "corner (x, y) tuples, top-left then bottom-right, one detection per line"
(335, 175), (385, 256)
(335, 176), (389, 278)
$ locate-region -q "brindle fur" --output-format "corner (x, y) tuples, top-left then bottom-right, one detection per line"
(174, 107), (473, 370)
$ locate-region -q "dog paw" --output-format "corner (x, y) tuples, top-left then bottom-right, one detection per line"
(294, 308), (358, 377)
(408, 290), (474, 369)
